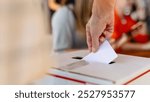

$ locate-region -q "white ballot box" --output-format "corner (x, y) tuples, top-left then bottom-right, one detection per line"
(37, 50), (150, 85)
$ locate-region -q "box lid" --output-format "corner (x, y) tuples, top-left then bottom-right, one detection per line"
(49, 50), (150, 84)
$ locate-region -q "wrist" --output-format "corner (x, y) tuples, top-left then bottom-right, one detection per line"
(92, 10), (114, 21)
(92, 0), (115, 18)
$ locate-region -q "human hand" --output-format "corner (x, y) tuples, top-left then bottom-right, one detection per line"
(86, 12), (114, 52)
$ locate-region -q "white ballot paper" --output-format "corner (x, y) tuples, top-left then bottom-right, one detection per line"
(83, 40), (118, 64)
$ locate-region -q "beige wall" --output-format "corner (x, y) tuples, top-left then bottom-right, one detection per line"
(0, 0), (51, 84)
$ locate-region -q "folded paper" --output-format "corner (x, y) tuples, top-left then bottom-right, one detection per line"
(83, 40), (118, 64)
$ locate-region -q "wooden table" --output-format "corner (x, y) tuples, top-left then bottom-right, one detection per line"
(117, 50), (150, 58)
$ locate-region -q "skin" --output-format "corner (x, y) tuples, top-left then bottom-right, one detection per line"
(48, 0), (61, 11)
(86, 0), (116, 52)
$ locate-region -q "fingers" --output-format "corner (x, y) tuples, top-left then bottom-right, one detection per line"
(91, 34), (99, 52)
(86, 15), (114, 53)
(86, 30), (92, 52)
(103, 30), (113, 39)
(86, 23), (105, 52)
(86, 24), (92, 52)
(99, 36), (105, 44)
(102, 15), (114, 39)
(86, 26), (113, 53)
(86, 23), (100, 53)
(103, 23), (114, 39)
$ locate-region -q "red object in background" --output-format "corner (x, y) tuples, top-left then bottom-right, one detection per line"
(112, 10), (137, 40)
(133, 34), (149, 43)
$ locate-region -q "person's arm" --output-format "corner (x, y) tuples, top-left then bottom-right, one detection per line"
(92, 0), (116, 18)
(86, 0), (116, 52)
(48, 0), (61, 11)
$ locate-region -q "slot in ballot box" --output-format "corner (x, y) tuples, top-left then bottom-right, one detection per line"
(37, 50), (150, 85)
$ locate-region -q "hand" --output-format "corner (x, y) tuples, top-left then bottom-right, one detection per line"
(86, 12), (114, 52)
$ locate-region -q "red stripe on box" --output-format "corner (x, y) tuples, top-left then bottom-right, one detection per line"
(47, 69), (150, 85)
(123, 70), (150, 85)
(47, 73), (87, 84)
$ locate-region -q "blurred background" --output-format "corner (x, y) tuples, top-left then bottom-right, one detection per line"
(1, 0), (150, 84)
(49, 0), (150, 57)
(0, 0), (50, 84)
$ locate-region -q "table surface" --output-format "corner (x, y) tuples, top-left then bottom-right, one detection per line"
(64, 48), (150, 58)
(118, 50), (150, 58)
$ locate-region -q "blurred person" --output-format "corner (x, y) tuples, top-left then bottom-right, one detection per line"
(0, 0), (50, 84)
(49, 0), (75, 10)
(111, 0), (139, 48)
(86, 0), (116, 52)
(143, 0), (150, 34)
(125, 0), (150, 45)
(110, 0), (150, 50)
(48, 0), (74, 33)
(125, 0), (146, 22)
(48, 0), (69, 16)
(51, 0), (92, 52)
(49, 0), (61, 11)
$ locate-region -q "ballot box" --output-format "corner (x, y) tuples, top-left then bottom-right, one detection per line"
(37, 50), (150, 85)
